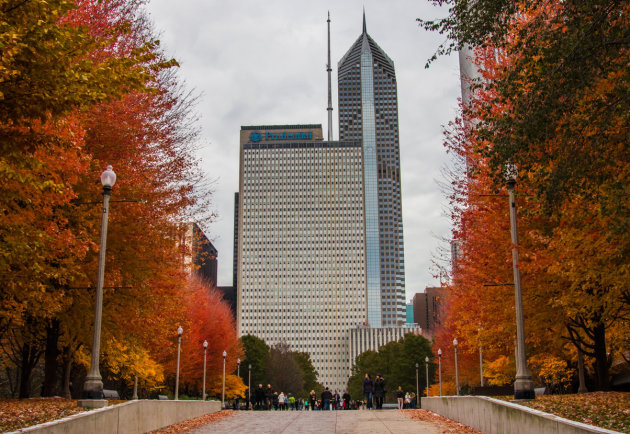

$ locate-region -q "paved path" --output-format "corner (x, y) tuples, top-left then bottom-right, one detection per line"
(192, 410), (444, 433)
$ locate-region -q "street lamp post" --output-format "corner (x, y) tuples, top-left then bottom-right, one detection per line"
(425, 356), (430, 397)
(175, 326), (183, 400)
(202, 340), (208, 400)
(415, 362), (419, 408)
(237, 358), (241, 378)
(438, 348), (443, 396)
(79, 165), (116, 409)
(479, 332), (484, 387)
(248, 364), (252, 410)
(453, 338), (459, 396)
(222, 350), (227, 408)
(132, 374), (138, 400)
(506, 166), (535, 400)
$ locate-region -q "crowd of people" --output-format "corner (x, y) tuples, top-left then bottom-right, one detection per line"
(360, 373), (416, 410)
(234, 374), (417, 411)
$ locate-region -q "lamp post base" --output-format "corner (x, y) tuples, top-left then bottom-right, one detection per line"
(77, 399), (108, 409)
(82, 376), (104, 400)
(514, 377), (535, 400)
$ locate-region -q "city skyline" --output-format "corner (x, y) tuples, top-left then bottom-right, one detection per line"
(147, 2), (461, 299)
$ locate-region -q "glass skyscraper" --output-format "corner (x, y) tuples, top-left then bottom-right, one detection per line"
(338, 14), (406, 327)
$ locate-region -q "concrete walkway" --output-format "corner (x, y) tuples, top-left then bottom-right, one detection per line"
(192, 410), (444, 433)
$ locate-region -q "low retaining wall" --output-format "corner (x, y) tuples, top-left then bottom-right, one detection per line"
(421, 396), (620, 434)
(13, 400), (221, 434)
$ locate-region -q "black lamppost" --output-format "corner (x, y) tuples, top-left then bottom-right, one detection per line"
(222, 350), (227, 408)
(438, 348), (443, 396)
(79, 165), (116, 409)
(202, 340), (208, 400)
(415, 362), (419, 408)
(453, 338), (459, 396)
(175, 325), (183, 400)
(248, 364), (252, 410)
(505, 164), (535, 400)
(425, 356), (430, 397)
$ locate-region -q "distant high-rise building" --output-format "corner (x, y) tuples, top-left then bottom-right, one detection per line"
(236, 124), (367, 391)
(413, 287), (445, 335)
(233, 192), (239, 288)
(406, 303), (414, 324)
(338, 13), (405, 327)
(181, 222), (217, 285)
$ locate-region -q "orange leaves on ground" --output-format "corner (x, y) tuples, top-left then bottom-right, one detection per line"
(405, 409), (481, 433)
(149, 410), (234, 434)
(520, 392), (630, 433)
(0, 398), (84, 432)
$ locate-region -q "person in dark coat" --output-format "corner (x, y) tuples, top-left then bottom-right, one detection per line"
(342, 390), (351, 409)
(264, 384), (274, 410)
(254, 384), (265, 410)
(321, 387), (333, 410)
(309, 390), (316, 411)
(374, 374), (386, 409)
(362, 373), (374, 409)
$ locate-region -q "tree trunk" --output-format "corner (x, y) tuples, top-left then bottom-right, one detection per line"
(61, 346), (73, 398)
(18, 343), (35, 399)
(42, 320), (60, 397)
(6, 367), (17, 397)
(592, 323), (609, 391)
(577, 346), (588, 393)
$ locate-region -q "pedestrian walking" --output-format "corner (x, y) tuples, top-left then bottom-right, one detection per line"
(254, 384), (265, 410)
(396, 386), (405, 410)
(342, 390), (351, 410)
(321, 387), (332, 410)
(363, 373), (374, 409)
(374, 374), (386, 409)
(309, 390), (316, 411)
(264, 384), (274, 410)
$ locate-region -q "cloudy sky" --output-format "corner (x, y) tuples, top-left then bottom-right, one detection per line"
(146, 0), (462, 301)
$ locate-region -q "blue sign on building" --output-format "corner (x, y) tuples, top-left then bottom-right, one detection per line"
(249, 131), (312, 142)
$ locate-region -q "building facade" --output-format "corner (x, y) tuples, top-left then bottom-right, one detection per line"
(338, 15), (406, 327)
(181, 222), (218, 285)
(236, 124), (367, 391)
(347, 326), (423, 376)
(413, 287), (445, 335)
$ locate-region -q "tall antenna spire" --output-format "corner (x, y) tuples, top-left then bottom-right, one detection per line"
(362, 8), (367, 34)
(327, 11), (333, 141)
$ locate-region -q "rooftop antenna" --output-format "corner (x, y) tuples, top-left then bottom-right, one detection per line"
(327, 11), (333, 141)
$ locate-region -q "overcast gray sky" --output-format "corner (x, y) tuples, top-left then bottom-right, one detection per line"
(146, 0), (461, 301)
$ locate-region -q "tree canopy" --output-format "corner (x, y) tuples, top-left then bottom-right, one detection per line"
(421, 0), (629, 392)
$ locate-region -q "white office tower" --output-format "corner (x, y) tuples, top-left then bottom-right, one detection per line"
(237, 125), (368, 391)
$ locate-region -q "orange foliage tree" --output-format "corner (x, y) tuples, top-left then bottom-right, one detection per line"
(427, 0), (629, 392)
(175, 276), (243, 399)
(0, 0), (217, 399)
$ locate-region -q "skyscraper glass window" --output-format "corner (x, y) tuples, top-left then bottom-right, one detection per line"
(338, 13), (406, 327)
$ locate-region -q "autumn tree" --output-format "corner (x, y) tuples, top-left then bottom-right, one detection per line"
(421, 0), (629, 391)
(0, 0), (214, 399)
(176, 275), (243, 398)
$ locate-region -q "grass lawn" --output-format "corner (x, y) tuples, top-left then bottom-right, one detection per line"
(511, 392), (629, 433)
(0, 398), (86, 432)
